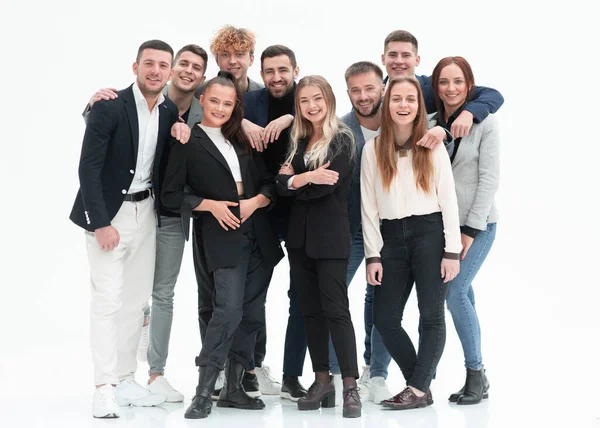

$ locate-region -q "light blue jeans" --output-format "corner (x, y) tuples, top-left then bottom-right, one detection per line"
(446, 223), (496, 370)
(328, 225), (392, 378)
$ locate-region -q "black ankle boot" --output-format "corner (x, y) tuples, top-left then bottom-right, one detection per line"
(456, 368), (489, 405)
(217, 358), (265, 410)
(185, 365), (221, 419)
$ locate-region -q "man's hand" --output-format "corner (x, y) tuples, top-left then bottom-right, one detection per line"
(366, 262), (383, 286)
(416, 125), (446, 149)
(242, 119), (266, 152)
(95, 225), (120, 251)
(171, 122), (191, 144)
(89, 88), (118, 109)
(278, 162), (294, 176)
(239, 198), (259, 223)
(264, 114), (293, 144)
(451, 110), (474, 138)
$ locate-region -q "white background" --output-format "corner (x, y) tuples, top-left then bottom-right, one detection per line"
(1, 0), (599, 427)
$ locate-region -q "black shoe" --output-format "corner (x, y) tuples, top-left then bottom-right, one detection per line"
(211, 388), (222, 400)
(217, 359), (265, 410)
(456, 368), (490, 405)
(280, 376), (307, 402)
(242, 372), (261, 398)
(184, 366), (220, 419)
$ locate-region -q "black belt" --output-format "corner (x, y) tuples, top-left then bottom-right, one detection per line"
(124, 189), (151, 202)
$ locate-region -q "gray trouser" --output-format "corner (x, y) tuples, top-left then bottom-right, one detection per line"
(147, 215), (186, 375)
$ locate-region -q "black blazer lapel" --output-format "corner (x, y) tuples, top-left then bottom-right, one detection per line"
(122, 86), (139, 158)
(193, 125), (233, 176)
(293, 139), (309, 173)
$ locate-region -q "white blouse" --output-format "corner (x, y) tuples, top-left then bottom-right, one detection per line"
(360, 138), (461, 260)
(199, 124), (242, 182)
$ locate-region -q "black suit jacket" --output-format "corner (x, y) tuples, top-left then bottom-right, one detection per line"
(70, 85), (179, 231)
(161, 125), (284, 272)
(276, 132), (354, 259)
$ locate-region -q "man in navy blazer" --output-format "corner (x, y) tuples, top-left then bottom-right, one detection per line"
(241, 45), (308, 401)
(70, 39), (190, 419)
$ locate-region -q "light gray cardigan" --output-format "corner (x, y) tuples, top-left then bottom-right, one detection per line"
(428, 113), (500, 230)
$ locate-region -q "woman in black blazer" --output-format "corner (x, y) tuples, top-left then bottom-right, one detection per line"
(276, 75), (361, 418)
(161, 72), (283, 420)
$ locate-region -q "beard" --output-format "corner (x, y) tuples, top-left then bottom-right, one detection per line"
(353, 97), (382, 118)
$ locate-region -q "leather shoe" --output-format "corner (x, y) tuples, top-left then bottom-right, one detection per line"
(382, 387), (428, 410)
(217, 359), (265, 410)
(184, 366), (220, 419)
(297, 377), (336, 410)
(343, 386), (361, 418)
(456, 368), (489, 405)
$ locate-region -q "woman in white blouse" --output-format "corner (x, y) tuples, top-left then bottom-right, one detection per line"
(360, 76), (461, 410)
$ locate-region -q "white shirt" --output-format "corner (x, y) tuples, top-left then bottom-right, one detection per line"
(199, 124), (242, 181)
(128, 83), (164, 193)
(360, 138), (461, 259)
(360, 125), (379, 143)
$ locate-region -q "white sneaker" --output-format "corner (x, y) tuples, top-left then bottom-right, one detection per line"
(357, 365), (371, 396)
(332, 374), (343, 407)
(211, 370), (225, 400)
(255, 365), (282, 395)
(137, 318), (150, 363)
(367, 376), (392, 404)
(93, 384), (119, 418)
(147, 376), (184, 403)
(115, 379), (166, 407)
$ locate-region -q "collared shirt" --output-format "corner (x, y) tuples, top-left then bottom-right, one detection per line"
(128, 83), (165, 193)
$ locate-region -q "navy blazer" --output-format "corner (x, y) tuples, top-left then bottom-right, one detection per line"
(70, 85), (178, 231)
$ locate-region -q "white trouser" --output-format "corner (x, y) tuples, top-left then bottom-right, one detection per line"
(86, 197), (156, 385)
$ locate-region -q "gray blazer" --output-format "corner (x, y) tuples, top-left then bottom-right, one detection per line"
(161, 85), (203, 127)
(428, 113), (500, 230)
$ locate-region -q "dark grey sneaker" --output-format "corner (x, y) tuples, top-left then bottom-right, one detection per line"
(280, 376), (307, 402)
(242, 372), (261, 398)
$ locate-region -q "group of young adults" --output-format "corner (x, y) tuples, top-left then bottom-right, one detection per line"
(70, 25), (502, 420)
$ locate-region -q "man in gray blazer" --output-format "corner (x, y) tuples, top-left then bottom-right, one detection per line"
(85, 44), (210, 402)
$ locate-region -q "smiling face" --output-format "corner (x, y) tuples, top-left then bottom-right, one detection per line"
(261, 54), (298, 98)
(347, 71), (385, 118)
(215, 47), (254, 80)
(171, 51), (206, 94)
(298, 85), (328, 126)
(388, 80), (419, 127)
(133, 48), (173, 96)
(199, 83), (237, 128)
(382, 41), (420, 79)
(437, 63), (470, 113)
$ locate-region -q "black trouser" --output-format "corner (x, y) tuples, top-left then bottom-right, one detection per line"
(194, 218), (274, 369)
(373, 213), (448, 392)
(288, 247), (359, 379)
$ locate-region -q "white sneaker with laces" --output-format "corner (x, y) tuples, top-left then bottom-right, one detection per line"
(255, 365), (282, 395)
(93, 384), (119, 418)
(147, 376), (184, 402)
(367, 376), (392, 404)
(211, 370), (225, 400)
(332, 373), (343, 407)
(115, 379), (166, 407)
(137, 318), (150, 363)
(357, 365), (371, 396)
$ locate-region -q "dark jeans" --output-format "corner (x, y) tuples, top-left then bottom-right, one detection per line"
(373, 213), (448, 392)
(194, 219), (274, 369)
(288, 247), (359, 379)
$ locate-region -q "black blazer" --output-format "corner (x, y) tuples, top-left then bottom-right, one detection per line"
(276, 132), (354, 259)
(161, 125), (284, 272)
(70, 85), (179, 231)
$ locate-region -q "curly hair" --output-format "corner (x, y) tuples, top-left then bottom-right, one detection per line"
(210, 25), (256, 56)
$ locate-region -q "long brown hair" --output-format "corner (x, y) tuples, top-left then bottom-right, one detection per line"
(431, 56), (475, 112)
(203, 71), (250, 151)
(377, 76), (432, 193)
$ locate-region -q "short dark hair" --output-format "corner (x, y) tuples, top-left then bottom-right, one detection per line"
(260, 45), (297, 70)
(136, 39), (174, 64)
(344, 61), (383, 84)
(174, 44), (209, 71)
(384, 30), (418, 54)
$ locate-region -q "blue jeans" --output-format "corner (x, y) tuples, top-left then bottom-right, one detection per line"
(446, 223), (496, 370)
(328, 225), (392, 379)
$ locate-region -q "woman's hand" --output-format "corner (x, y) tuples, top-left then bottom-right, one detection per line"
(306, 161), (338, 185)
(460, 233), (474, 260)
(239, 198), (259, 223)
(441, 258), (460, 283)
(279, 162), (294, 175)
(206, 200), (240, 231)
(366, 262), (383, 286)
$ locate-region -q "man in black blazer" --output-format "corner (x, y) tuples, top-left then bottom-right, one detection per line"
(70, 39), (190, 419)
(241, 45), (308, 401)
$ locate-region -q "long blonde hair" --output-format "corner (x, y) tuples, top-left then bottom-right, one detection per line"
(287, 75), (354, 169)
(377, 76), (432, 193)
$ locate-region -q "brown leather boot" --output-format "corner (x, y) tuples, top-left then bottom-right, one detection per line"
(342, 386), (361, 418)
(382, 387), (428, 410)
(297, 377), (336, 410)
